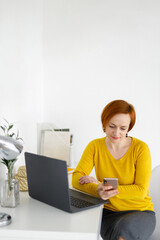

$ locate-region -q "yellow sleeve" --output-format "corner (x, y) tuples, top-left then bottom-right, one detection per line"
(117, 143), (151, 200)
(72, 141), (99, 197)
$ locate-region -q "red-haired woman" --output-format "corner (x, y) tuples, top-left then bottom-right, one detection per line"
(72, 100), (156, 240)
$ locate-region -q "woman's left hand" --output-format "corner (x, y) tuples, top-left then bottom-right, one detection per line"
(79, 175), (99, 185)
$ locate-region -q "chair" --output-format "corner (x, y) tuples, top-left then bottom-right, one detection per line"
(149, 165), (160, 240)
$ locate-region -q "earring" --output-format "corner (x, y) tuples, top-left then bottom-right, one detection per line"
(126, 133), (128, 137)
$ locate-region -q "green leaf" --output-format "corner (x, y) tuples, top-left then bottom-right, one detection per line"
(8, 124), (13, 131)
(0, 126), (5, 133)
(1, 161), (8, 168)
(7, 159), (17, 173)
(9, 133), (15, 137)
(1, 158), (17, 171)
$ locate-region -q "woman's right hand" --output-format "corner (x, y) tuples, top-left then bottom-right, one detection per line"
(97, 182), (119, 200)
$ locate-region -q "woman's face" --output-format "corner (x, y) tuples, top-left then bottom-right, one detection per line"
(105, 113), (131, 143)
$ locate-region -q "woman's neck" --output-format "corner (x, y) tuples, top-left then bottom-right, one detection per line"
(105, 136), (131, 152)
(105, 136), (132, 160)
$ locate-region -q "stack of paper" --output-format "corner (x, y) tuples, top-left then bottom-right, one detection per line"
(41, 129), (71, 166)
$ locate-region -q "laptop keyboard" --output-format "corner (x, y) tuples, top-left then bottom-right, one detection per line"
(70, 196), (94, 208)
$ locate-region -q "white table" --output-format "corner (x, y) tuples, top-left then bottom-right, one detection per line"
(0, 192), (103, 240)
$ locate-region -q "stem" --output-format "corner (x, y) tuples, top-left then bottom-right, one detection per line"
(8, 168), (13, 191)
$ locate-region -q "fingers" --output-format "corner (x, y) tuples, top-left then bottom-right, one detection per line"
(97, 182), (119, 200)
(101, 184), (113, 191)
(79, 177), (89, 184)
(101, 189), (119, 200)
(79, 176), (99, 184)
(79, 176), (89, 184)
(78, 177), (119, 200)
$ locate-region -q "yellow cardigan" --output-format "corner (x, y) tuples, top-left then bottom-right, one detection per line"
(72, 137), (154, 212)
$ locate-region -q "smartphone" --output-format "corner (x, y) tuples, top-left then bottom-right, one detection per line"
(103, 178), (118, 189)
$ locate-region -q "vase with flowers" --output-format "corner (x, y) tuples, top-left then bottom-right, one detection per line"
(0, 119), (23, 207)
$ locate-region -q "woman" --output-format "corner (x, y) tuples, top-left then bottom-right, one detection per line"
(72, 100), (156, 240)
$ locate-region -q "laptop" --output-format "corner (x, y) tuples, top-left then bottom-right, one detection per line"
(25, 152), (108, 213)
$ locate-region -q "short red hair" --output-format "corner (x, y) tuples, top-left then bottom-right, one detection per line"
(101, 100), (136, 132)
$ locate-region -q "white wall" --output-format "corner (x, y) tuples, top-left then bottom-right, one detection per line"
(0, 0), (43, 181)
(43, 0), (160, 169)
(0, 0), (160, 184)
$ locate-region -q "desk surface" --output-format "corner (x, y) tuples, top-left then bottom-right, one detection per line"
(0, 192), (103, 240)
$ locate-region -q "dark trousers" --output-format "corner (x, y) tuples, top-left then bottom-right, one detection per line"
(101, 208), (156, 240)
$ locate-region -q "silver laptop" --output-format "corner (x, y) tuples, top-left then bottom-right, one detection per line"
(25, 152), (108, 213)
